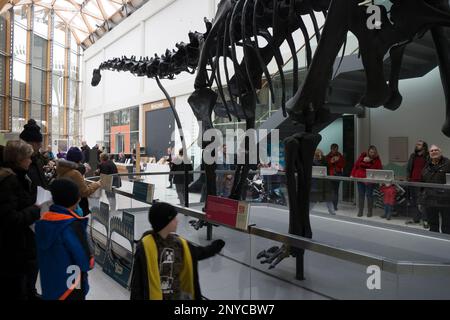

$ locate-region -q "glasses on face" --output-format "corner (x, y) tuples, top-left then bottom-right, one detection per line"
(430, 149), (440, 153)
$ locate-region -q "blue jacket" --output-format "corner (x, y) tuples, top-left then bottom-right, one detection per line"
(35, 205), (94, 300)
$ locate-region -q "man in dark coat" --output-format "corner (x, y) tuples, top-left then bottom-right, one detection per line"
(171, 148), (194, 206)
(420, 145), (450, 234)
(81, 141), (91, 164)
(96, 153), (121, 210)
(405, 140), (429, 226)
(96, 152), (121, 187)
(19, 119), (48, 198)
(0, 140), (41, 300)
(130, 202), (225, 300)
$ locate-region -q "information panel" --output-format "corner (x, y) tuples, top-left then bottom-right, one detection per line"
(205, 196), (249, 230)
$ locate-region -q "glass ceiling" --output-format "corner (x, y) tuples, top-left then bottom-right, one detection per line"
(0, 0), (147, 48)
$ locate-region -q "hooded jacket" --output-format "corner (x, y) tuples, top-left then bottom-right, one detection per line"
(35, 204), (94, 300)
(351, 152), (383, 178)
(56, 159), (100, 216)
(130, 231), (222, 300)
(56, 159), (100, 199)
(0, 166), (41, 274)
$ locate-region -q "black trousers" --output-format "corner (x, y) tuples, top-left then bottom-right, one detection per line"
(408, 186), (426, 222)
(331, 180), (341, 209)
(426, 206), (450, 234)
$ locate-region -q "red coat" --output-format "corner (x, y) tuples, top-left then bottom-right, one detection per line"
(380, 185), (397, 206)
(351, 152), (383, 178)
(326, 152), (346, 176)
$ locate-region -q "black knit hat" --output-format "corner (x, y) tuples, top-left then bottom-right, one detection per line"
(66, 147), (83, 163)
(50, 178), (80, 208)
(19, 119), (43, 143)
(148, 202), (178, 233)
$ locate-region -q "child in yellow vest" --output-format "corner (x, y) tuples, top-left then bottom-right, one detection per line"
(130, 202), (225, 300)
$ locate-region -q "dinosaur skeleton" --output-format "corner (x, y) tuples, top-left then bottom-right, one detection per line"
(92, 0), (450, 278)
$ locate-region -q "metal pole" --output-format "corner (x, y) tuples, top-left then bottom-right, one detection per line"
(184, 167), (189, 208)
(154, 76), (188, 161)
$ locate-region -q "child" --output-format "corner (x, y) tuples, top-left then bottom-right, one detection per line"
(380, 183), (397, 220)
(35, 179), (94, 300)
(130, 202), (225, 300)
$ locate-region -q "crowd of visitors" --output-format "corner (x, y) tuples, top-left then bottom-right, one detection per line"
(1, 117), (449, 300)
(0, 119), (223, 300)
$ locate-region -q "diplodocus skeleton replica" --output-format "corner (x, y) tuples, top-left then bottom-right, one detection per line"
(91, 0), (450, 278)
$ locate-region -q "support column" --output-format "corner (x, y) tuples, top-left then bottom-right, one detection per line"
(45, 9), (54, 147)
(24, 4), (33, 121)
(4, 9), (13, 131)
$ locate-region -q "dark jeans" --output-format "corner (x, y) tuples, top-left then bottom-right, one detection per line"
(175, 184), (185, 206)
(408, 186), (426, 222)
(384, 204), (393, 218)
(331, 180), (341, 209)
(426, 207), (450, 234)
(357, 182), (374, 199)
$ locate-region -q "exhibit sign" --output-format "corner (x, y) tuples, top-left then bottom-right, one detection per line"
(91, 202), (110, 266)
(205, 196), (249, 230)
(132, 181), (155, 203)
(103, 211), (135, 288)
(366, 169), (395, 181)
(312, 166), (328, 177)
(100, 174), (113, 192)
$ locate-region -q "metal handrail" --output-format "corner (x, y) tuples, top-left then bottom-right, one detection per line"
(86, 170), (450, 190)
(105, 184), (450, 276)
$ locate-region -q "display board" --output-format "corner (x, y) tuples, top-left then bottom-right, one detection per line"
(389, 137), (409, 163)
(144, 102), (174, 161)
(205, 196), (249, 230)
(103, 211), (135, 288)
(90, 202), (110, 267)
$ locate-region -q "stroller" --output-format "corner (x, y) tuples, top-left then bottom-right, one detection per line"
(247, 174), (286, 206)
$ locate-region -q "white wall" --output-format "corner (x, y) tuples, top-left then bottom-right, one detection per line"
(318, 118), (343, 155)
(173, 93), (201, 161)
(369, 67), (449, 165)
(84, 115), (104, 147)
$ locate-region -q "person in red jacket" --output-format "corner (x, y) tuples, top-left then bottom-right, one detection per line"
(380, 183), (397, 220)
(351, 145), (383, 217)
(326, 143), (346, 211)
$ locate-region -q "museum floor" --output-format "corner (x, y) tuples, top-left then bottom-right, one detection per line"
(37, 181), (450, 300)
